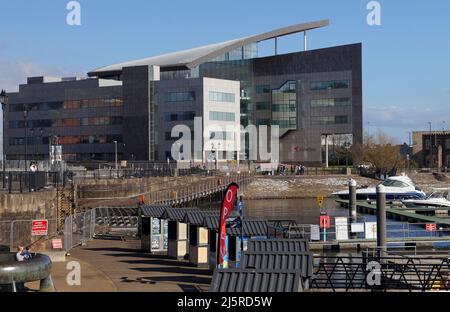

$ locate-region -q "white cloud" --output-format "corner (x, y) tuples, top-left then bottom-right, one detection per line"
(0, 59), (84, 92)
(364, 105), (450, 129)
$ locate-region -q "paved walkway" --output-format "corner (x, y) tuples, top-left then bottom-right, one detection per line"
(66, 239), (211, 292)
(27, 256), (117, 292)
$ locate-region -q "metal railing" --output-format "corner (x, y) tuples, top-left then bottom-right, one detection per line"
(0, 171), (70, 193)
(285, 220), (450, 243)
(311, 255), (450, 292)
(63, 207), (139, 251)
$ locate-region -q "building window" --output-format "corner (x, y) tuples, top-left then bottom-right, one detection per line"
(271, 81), (297, 131)
(209, 131), (235, 140)
(425, 139), (431, 150)
(255, 119), (270, 126)
(209, 111), (235, 121)
(9, 98), (123, 112)
(256, 85), (271, 94)
(163, 111), (196, 122)
(165, 92), (195, 102)
(311, 116), (350, 126)
(311, 98), (352, 108)
(209, 91), (235, 103)
(310, 80), (351, 91)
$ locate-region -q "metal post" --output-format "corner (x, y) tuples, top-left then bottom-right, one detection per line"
(114, 141), (118, 178)
(325, 135), (329, 168)
(349, 179), (357, 239)
(376, 184), (387, 258)
(24, 111), (28, 172)
(304, 31), (307, 51)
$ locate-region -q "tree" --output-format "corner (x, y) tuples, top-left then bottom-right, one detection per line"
(352, 130), (403, 176)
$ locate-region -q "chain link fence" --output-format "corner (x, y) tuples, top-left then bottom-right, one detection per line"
(0, 219), (58, 252)
(63, 207), (139, 251)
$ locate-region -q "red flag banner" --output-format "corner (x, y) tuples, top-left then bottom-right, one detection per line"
(217, 183), (239, 267)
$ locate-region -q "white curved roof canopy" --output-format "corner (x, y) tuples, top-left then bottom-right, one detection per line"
(88, 19), (329, 77)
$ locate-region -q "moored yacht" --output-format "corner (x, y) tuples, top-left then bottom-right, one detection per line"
(402, 188), (450, 208)
(333, 176), (427, 201)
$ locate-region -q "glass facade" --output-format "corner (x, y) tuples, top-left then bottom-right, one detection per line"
(271, 81), (297, 135)
(9, 116), (123, 129)
(310, 80), (350, 91)
(311, 97), (351, 108)
(9, 98), (123, 112)
(165, 91), (195, 102)
(209, 111), (235, 121)
(163, 111), (196, 121)
(311, 116), (349, 126)
(10, 134), (122, 146)
(209, 91), (235, 103)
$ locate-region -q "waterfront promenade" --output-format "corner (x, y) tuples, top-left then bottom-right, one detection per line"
(29, 239), (211, 292)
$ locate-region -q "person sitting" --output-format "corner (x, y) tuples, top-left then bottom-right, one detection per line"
(16, 246), (25, 262)
(22, 247), (33, 260)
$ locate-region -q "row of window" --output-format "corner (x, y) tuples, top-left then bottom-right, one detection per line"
(209, 131), (235, 140)
(272, 104), (296, 113)
(310, 80), (350, 91)
(9, 135), (123, 146)
(9, 117), (123, 129)
(209, 111), (236, 121)
(163, 111), (196, 122)
(209, 91), (236, 103)
(9, 98), (123, 112)
(311, 98), (351, 108)
(311, 116), (349, 125)
(272, 118), (297, 129)
(165, 92), (195, 102)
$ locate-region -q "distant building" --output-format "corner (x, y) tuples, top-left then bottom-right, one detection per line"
(4, 20), (363, 166)
(412, 131), (450, 168)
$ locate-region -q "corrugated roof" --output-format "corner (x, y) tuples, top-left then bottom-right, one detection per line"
(247, 239), (310, 253)
(241, 252), (314, 278)
(139, 205), (172, 218)
(161, 208), (200, 222)
(182, 211), (220, 226)
(209, 269), (303, 292)
(88, 20), (329, 76)
(202, 217), (268, 236)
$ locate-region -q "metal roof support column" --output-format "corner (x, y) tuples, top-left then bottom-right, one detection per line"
(275, 37), (278, 55)
(304, 31), (308, 51)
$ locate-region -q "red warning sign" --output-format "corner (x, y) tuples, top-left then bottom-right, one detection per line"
(31, 220), (48, 236)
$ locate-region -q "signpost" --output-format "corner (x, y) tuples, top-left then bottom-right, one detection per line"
(31, 220), (48, 236)
(426, 223), (437, 232)
(320, 213), (330, 242)
(316, 195), (324, 208)
(52, 239), (63, 249)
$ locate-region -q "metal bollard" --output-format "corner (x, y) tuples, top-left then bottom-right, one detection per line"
(376, 184), (387, 258)
(349, 179), (357, 239)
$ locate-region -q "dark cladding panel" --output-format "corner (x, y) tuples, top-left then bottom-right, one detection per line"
(122, 66), (151, 160)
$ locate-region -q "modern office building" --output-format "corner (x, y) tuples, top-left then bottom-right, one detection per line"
(4, 20), (362, 166)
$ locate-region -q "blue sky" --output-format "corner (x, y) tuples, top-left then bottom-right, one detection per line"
(1, 0), (449, 143)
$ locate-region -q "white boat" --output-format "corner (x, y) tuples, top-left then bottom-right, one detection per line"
(402, 188), (450, 208)
(333, 175), (427, 201)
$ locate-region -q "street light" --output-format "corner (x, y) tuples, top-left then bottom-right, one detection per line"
(23, 109), (28, 171)
(0, 90), (7, 171)
(113, 140), (118, 177)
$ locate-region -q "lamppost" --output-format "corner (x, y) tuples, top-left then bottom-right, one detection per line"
(0, 90), (7, 171)
(23, 108), (28, 171)
(113, 140), (118, 178)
